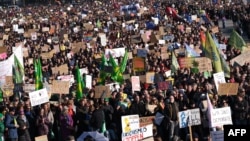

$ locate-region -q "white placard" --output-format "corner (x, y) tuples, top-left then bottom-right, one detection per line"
(131, 76), (140, 92)
(158, 40), (165, 44)
(105, 48), (126, 58)
(99, 33), (107, 46)
(29, 88), (49, 107)
(85, 75), (92, 89)
(80, 68), (89, 75)
(106, 83), (120, 92)
(211, 107), (232, 127)
(213, 72), (226, 91)
(178, 108), (201, 128)
(121, 115), (140, 133)
(165, 70), (171, 77)
(122, 124), (153, 141)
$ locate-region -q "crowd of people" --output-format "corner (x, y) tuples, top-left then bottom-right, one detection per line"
(0, 0), (250, 141)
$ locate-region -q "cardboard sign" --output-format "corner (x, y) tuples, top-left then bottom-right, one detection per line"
(132, 57), (145, 72)
(23, 84), (35, 92)
(1, 84), (14, 97)
(218, 83), (239, 95)
(51, 64), (68, 75)
(178, 57), (212, 72)
(35, 135), (48, 141)
(146, 72), (155, 84)
(230, 51), (250, 66)
(139, 116), (154, 127)
(94, 85), (111, 98)
(5, 76), (13, 85)
(139, 75), (146, 83)
(51, 81), (70, 94)
(211, 26), (219, 33)
(213, 72), (226, 91)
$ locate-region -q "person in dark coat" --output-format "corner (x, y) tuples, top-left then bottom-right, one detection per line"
(90, 102), (104, 132)
(17, 110), (31, 141)
(5, 107), (18, 141)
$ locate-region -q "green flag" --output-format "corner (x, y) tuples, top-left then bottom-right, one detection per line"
(34, 58), (43, 90)
(228, 29), (246, 51)
(0, 88), (3, 102)
(205, 32), (222, 73)
(119, 50), (128, 73)
(220, 55), (230, 78)
(99, 54), (110, 84)
(96, 19), (102, 29)
(13, 55), (24, 84)
(76, 65), (85, 100)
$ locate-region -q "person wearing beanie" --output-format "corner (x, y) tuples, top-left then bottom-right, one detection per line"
(0, 113), (4, 141)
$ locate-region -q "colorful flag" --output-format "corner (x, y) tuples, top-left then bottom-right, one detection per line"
(76, 65), (85, 100)
(171, 52), (179, 73)
(34, 58), (43, 90)
(228, 29), (246, 51)
(200, 31), (206, 48)
(184, 43), (200, 57)
(205, 32), (222, 73)
(13, 55), (24, 84)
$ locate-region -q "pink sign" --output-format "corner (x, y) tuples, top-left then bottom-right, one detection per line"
(0, 52), (7, 60)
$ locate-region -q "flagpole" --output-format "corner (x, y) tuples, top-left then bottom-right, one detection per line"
(189, 126), (193, 141)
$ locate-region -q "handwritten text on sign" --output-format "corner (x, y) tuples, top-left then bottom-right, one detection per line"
(211, 107), (232, 127)
(178, 108), (201, 128)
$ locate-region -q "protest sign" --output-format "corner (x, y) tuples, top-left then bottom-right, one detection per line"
(131, 76), (140, 92)
(146, 72), (155, 84)
(132, 57), (145, 72)
(121, 124), (153, 141)
(105, 48), (126, 58)
(57, 75), (75, 86)
(35, 135), (48, 141)
(85, 75), (92, 89)
(94, 85), (111, 98)
(213, 72), (226, 91)
(139, 116), (154, 127)
(121, 114), (140, 133)
(51, 64), (68, 75)
(23, 84), (35, 92)
(51, 81), (70, 94)
(137, 49), (147, 57)
(230, 51), (250, 66)
(218, 83), (239, 95)
(29, 88), (49, 107)
(211, 107), (232, 127)
(1, 84), (14, 97)
(5, 76), (13, 85)
(178, 57), (212, 72)
(211, 131), (224, 141)
(178, 108), (201, 128)
(157, 81), (168, 90)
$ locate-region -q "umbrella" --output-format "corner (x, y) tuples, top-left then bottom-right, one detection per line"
(77, 131), (109, 141)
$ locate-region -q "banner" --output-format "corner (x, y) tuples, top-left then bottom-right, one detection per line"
(230, 51), (250, 66)
(131, 76), (140, 92)
(178, 108), (201, 128)
(29, 88), (49, 107)
(0, 45), (23, 86)
(213, 72), (226, 91)
(211, 107), (232, 127)
(146, 72), (155, 84)
(121, 115), (140, 133)
(122, 124), (153, 141)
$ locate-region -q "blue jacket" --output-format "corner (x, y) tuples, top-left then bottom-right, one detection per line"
(5, 113), (18, 139)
